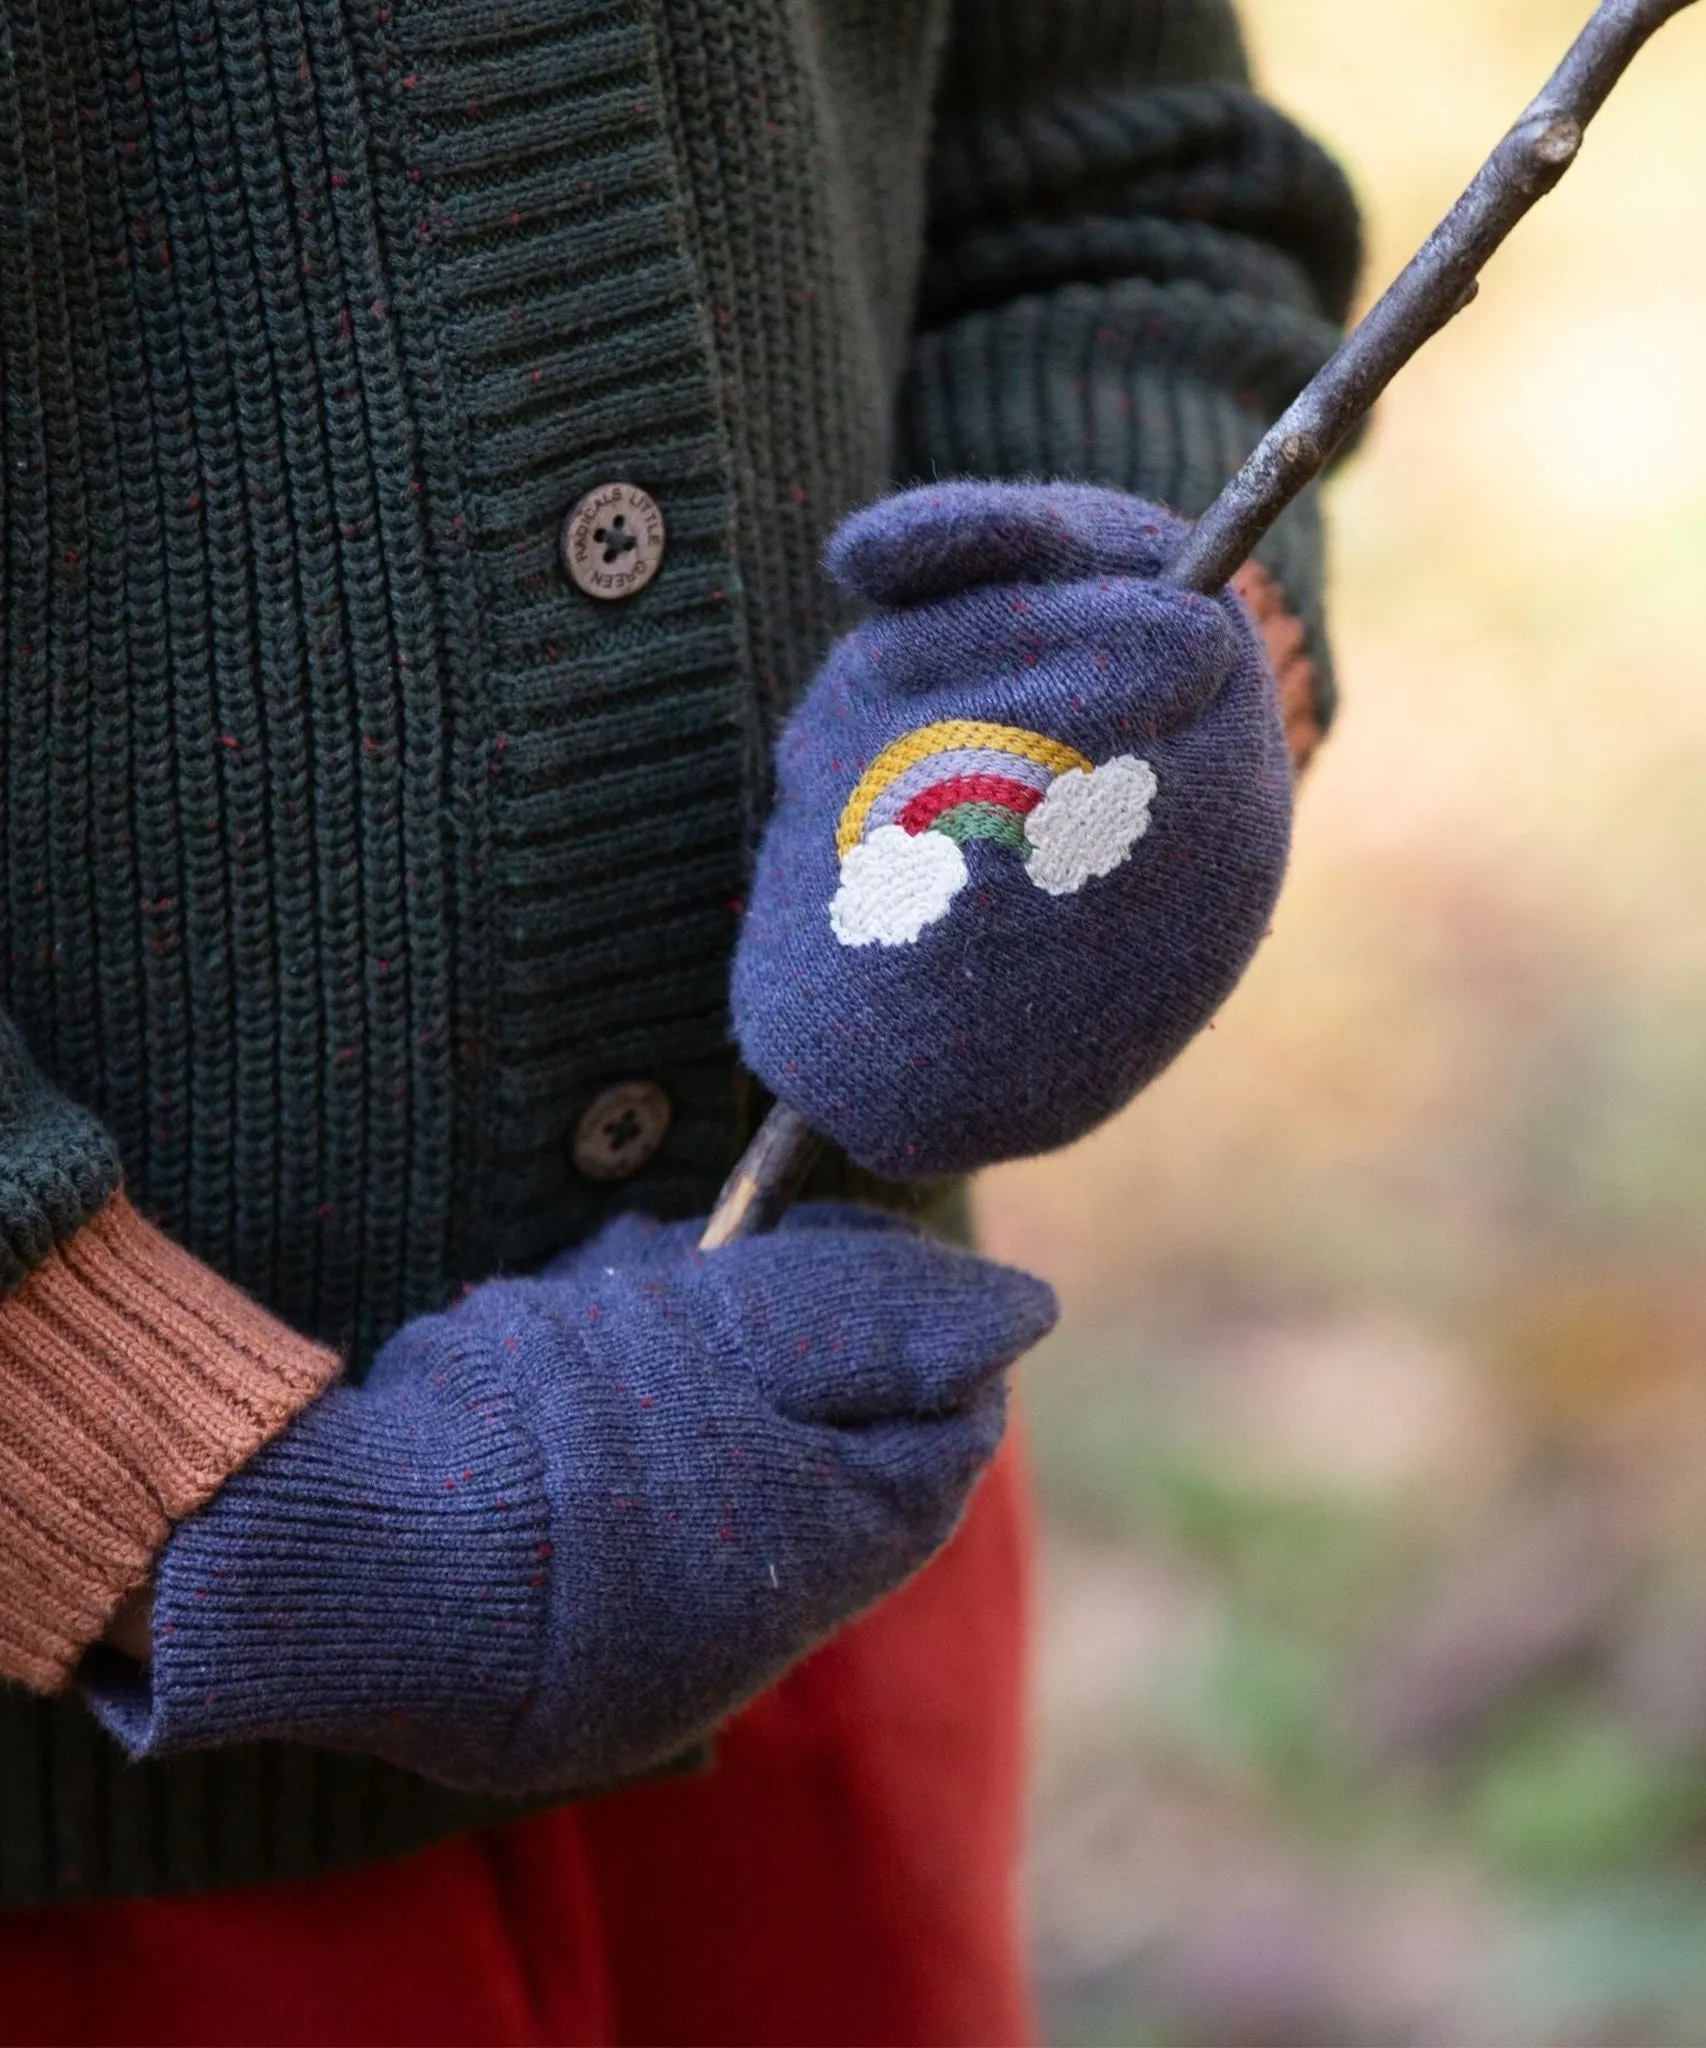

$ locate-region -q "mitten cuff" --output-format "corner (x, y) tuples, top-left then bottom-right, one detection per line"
(0, 1192), (340, 1692)
(84, 1359), (551, 1785)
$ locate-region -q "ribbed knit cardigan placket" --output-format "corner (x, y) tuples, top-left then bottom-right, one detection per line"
(0, 0), (1359, 1904)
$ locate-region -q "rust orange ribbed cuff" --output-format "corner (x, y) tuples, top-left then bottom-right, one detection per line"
(0, 1193), (341, 1692)
(1232, 559), (1325, 773)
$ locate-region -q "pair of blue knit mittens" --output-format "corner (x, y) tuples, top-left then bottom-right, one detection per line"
(92, 483), (1291, 1799)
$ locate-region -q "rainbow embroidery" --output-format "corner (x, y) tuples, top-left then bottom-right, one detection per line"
(830, 720), (1159, 949)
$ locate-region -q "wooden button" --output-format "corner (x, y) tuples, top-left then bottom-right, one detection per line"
(560, 482), (665, 601)
(572, 1080), (672, 1181)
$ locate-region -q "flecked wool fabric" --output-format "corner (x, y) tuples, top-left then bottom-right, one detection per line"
(0, 0), (1359, 1904)
(733, 482), (1293, 1177)
(88, 1207), (1053, 1793)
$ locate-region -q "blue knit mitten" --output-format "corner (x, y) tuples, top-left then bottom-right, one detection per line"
(732, 481), (1293, 1178)
(88, 1207), (1053, 1796)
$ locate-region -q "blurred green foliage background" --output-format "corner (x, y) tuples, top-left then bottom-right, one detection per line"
(975, 3), (1706, 2039)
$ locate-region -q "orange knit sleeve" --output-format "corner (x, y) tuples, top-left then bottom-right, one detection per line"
(0, 1192), (340, 1692)
(1232, 560), (1327, 774)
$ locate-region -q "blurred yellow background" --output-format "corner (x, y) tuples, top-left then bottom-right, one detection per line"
(978, 3), (1706, 2040)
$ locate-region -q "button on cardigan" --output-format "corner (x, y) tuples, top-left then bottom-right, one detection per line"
(0, 0), (1359, 1904)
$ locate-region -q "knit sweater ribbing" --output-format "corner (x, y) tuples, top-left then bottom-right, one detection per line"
(0, 0), (1358, 1904)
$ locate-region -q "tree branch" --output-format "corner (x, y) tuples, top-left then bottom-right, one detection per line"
(702, 0), (1698, 1250)
(1166, 0), (1699, 595)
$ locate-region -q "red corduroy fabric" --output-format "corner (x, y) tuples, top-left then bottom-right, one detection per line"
(0, 1435), (1033, 2048)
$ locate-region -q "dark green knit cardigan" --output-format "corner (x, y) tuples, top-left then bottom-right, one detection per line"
(0, 0), (1358, 1904)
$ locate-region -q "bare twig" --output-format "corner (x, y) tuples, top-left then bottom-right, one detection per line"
(1167, 0), (1699, 594)
(697, 1103), (822, 1249)
(701, 0), (1698, 1251)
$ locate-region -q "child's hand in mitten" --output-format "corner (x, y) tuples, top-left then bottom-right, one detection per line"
(732, 481), (1294, 1178)
(86, 1207), (1053, 1797)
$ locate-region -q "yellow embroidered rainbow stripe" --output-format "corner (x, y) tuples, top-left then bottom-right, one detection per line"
(834, 721), (1093, 861)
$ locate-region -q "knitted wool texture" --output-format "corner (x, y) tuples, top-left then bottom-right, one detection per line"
(0, 1195), (338, 1690)
(0, 0), (1358, 1904)
(733, 482), (1292, 1177)
(89, 1207), (1053, 1793)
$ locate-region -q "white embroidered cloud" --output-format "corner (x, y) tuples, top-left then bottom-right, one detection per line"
(1023, 755), (1159, 897)
(830, 824), (969, 948)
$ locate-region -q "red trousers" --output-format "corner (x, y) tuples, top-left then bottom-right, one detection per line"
(0, 1437), (1034, 2048)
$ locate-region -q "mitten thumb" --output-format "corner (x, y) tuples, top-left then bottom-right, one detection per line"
(826, 480), (1192, 609)
(680, 1224), (1057, 1425)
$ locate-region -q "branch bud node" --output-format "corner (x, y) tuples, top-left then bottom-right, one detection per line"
(1532, 115), (1584, 167)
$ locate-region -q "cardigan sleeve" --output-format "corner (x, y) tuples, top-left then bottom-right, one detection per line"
(0, 1016), (338, 1692)
(900, 0), (1362, 745)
